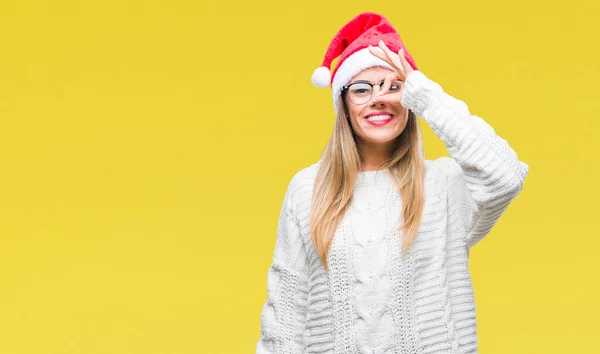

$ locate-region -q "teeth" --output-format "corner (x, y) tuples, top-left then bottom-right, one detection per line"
(366, 114), (392, 121)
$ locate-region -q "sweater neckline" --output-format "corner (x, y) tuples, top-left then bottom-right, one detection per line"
(356, 168), (392, 187)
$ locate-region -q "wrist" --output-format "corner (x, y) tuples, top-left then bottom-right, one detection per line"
(401, 70), (443, 117)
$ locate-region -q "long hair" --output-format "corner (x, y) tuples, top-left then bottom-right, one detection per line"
(310, 95), (426, 271)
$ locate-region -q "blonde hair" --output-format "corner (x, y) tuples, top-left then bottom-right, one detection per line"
(310, 95), (426, 271)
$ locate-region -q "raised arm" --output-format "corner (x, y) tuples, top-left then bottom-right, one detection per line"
(256, 177), (311, 353)
(402, 70), (529, 248)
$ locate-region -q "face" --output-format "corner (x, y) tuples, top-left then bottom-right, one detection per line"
(343, 66), (409, 150)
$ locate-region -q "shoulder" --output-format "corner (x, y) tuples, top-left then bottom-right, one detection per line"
(289, 159), (320, 188)
(426, 156), (461, 179)
(282, 159), (320, 217)
(421, 158), (468, 210)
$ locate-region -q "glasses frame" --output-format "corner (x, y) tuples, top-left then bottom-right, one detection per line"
(341, 79), (402, 105)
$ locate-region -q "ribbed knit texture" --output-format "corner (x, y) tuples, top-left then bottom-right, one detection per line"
(256, 70), (529, 354)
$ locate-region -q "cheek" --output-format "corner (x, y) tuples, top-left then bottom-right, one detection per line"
(397, 111), (410, 129)
(347, 107), (362, 130)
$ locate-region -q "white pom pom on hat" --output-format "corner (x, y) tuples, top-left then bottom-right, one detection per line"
(311, 66), (331, 88)
(311, 12), (419, 111)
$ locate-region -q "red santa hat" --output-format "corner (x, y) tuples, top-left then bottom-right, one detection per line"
(311, 12), (418, 113)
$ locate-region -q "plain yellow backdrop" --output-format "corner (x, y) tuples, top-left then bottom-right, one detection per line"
(0, 0), (598, 353)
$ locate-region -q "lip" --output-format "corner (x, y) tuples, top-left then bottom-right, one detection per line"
(364, 111), (394, 126)
(365, 117), (393, 126)
(364, 111), (394, 118)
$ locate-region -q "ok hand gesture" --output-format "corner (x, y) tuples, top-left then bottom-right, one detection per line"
(368, 39), (416, 101)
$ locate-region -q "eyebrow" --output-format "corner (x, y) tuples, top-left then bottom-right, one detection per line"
(347, 79), (386, 85)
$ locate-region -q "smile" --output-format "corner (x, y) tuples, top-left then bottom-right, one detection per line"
(365, 114), (393, 126)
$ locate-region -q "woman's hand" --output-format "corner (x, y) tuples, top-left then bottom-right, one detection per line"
(368, 39), (415, 100)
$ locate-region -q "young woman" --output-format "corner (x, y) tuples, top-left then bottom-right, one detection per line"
(256, 12), (529, 354)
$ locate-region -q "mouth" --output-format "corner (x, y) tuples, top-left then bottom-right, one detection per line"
(364, 113), (394, 126)
(365, 114), (393, 121)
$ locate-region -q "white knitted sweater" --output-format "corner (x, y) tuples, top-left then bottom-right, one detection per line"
(256, 71), (529, 354)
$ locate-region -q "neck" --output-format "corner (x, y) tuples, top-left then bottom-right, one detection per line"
(358, 139), (393, 171)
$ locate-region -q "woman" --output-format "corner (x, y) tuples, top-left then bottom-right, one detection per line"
(256, 12), (529, 354)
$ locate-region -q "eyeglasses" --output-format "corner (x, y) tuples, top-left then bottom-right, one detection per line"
(341, 79), (403, 105)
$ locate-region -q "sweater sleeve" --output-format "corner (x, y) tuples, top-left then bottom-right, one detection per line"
(401, 70), (530, 249)
(256, 179), (310, 354)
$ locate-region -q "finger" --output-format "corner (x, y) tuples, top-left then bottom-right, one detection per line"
(376, 72), (398, 97)
(369, 44), (402, 73)
(398, 48), (411, 73)
(378, 39), (395, 57)
(378, 40), (404, 72)
(368, 45), (390, 64)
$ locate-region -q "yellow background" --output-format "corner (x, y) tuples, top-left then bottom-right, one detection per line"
(0, 0), (598, 353)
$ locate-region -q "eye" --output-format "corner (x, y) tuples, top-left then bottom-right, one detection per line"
(349, 84), (372, 96)
(389, 82), (402, 92)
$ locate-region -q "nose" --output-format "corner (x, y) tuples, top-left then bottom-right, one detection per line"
(370, 89), (386, 106)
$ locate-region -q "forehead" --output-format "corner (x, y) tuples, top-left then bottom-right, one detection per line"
(350, 66), (395, 82)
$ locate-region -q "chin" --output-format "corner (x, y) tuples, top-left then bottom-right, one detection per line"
(363, 132), (402, 144)
(366, 126), (404, 139)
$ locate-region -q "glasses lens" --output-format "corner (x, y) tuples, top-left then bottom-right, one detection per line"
(387, 81), (403, 93)
(348, 83), (373, 105)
